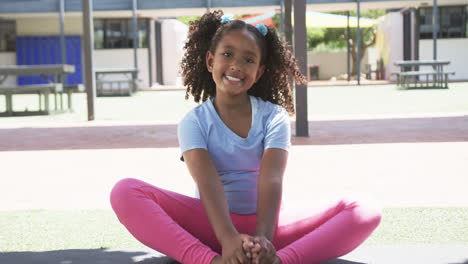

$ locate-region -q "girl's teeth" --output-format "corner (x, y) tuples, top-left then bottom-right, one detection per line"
(226, 75), (241, 82)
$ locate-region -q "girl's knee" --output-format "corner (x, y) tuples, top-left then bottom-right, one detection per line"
(340, 196), (382, 229)
(110, 178), (143, 209)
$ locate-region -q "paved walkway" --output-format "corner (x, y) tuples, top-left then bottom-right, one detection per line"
(1, 114), (467, 210)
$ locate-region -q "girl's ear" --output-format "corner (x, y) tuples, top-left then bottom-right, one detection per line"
(206, 51), (214, 72)
(255, 65), (266, 83)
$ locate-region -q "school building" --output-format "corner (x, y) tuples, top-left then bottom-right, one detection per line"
(1, 0), (467, 89)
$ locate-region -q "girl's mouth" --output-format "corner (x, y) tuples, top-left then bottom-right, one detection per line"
(225, 75), (241, 82)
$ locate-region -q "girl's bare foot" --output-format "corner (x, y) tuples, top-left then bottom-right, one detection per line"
(210, 255), (222, 264)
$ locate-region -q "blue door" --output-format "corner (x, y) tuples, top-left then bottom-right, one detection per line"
(16, 36), (83, 86)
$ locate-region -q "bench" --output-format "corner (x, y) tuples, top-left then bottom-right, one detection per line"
(392, 71), (455, 89)
(95, 68), (138, 96)
(441, 72), (456, 88)
(0, 83), (63, 116)
(393, 60), (454, 89)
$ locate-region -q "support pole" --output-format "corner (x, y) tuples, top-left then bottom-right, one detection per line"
(356, 0), (361, 85)
(294, 0), (309, 137)
(414, 8), (420, 62)
(82, 0), (95, 121)
(284, 0), (293, 45)
(347, 11), (351, 82)
(132, 0), (138, 86)
(433, 0), (438, 60)
(59, 0), (66, 66)
(206, 0), (211, 13)
(279, 0), (284, 38)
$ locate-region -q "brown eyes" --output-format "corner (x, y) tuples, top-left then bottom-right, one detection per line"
(221, 52), (255, 64)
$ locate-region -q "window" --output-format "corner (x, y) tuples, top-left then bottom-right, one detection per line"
(419, 6), (467, 39)
(94, 20), (105, 49)
(466, 6), (468, 37)
(94, 18), (148, 49)
(440, 6), (465, 38)
(0, 20), (16, 52)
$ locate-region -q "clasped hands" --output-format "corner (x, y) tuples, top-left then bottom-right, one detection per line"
(220, 234), (280, 264)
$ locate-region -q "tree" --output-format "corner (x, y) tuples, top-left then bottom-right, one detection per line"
(307, 9), (386, 76)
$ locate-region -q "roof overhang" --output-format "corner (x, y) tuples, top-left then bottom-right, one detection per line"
(0, 0), (467, 18)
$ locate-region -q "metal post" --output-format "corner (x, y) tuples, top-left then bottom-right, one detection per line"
(294, 0), (308, 137)
(433, 0), (438, 60)
(347, 11), (351, 82)
(132, 0), (139, 86)
(284, 0), (293, 45)
(82, 0), (95, 121)
(356, 0), (361, 85)
(279, 0), (284, 38)
(412, 8), (420, 75)
(147, 19), (153, 86)
(206, 0), (211, 13)
(414, 8), (420, 62)
(59, 0), (66, 66)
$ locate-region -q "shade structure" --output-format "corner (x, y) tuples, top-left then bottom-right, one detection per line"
(242, 12), (378, 28)
(306, 11), (377, 28)
(240, 13), (276, 26)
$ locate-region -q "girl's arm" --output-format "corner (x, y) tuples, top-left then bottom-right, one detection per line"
(183, 148), (250, 263)
(255, 148), (288, 240)
(251, 148), (287, 264)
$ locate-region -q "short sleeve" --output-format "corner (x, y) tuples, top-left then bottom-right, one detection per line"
(177, 111), (208, 153)
(264, 107), (291, 151)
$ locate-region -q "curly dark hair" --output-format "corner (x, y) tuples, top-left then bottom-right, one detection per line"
(180, 10), (306, 115)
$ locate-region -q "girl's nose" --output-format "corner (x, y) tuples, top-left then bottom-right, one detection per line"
(230, 63), (241, 71)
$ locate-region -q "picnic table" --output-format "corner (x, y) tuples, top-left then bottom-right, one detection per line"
(393, 60), (454, 89)
(95, 68), (138, 96)
(0, 64), (75, 116)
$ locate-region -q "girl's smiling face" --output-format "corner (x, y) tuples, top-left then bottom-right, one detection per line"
(206, 29), (265, 97)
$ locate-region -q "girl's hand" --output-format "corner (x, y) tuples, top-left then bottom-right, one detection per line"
(221, 233), (253, 264)
(251, 236), (280, 264)
(242, 235), (255, 259)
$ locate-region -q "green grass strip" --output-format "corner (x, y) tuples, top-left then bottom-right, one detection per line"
(1, 207), (467, 252)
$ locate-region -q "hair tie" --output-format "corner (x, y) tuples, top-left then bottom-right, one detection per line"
(256, 24), (268, 36)
(220, 14), (234, 24)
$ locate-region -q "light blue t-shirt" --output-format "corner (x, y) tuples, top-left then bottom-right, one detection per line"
(177, 96), (290, 215)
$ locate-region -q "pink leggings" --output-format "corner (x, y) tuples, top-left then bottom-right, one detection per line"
(110, 178), (381, 264)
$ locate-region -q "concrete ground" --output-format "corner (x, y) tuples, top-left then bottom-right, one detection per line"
(1, 110), (467, 263)
(1, 114), (467, 210)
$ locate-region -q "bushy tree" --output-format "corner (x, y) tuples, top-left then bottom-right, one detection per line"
(308, 9), (386, 75)
(177, 16), (201, 25)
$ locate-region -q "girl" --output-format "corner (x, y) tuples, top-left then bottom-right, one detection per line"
(110, 10), (381, 264)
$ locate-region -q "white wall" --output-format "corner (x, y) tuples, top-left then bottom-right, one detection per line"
(11, 15), (185, 87)
(0, 51), (154, 90)
(16, 16), (83, 36)
(377, 11), (468, 81)
(94, 48), (150, 88)
(0, 52), (17, 86)
(420, 38), (468, 80)
(161, 19), (188, 85)
(376, 12), (403, 80)
(307, 50), (368, 80)
(14, 16), (152, 88)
